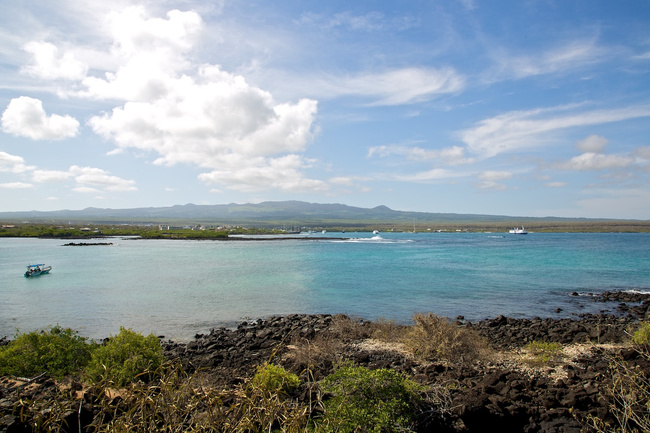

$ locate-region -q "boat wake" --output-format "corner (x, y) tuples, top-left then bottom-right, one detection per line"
(331, 236), (414, 244)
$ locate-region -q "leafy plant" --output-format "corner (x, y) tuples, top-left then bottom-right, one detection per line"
(0, 326), (93, 378)
(316, 362), (422, 432)
(250, 362), (300, 395)
(85, 327), (164, 386)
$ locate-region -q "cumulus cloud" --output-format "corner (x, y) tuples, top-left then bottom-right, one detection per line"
(1, 97), (79, 140)
(21, 41), (88, 80)
(71, 6), (324, 193)
(77, 7), (203, 101)
(576, 134), (608, 153)
(460, 104), (650, 158)
(0, 151), (34, 173)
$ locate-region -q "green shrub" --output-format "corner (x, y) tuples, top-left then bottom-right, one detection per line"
(85, 327), (164, 386)
(0, 326), (93, 378)
(250, 362), (300, 395)
(524, 340), (563, 365)
(402, 313), (489, 363)
(317, 362), (422, 432)
(631, 321), (650, 349)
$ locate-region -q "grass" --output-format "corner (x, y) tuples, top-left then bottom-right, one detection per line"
(523, 340), (564, 366)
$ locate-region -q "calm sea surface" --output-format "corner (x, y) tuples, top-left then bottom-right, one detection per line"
(1, 232), (649, 341)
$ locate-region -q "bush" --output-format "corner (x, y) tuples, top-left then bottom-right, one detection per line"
(631, 321), (650, 350)
(85, 327), (164, 386)
(0, 326), (93, 378)
(402, 313), (489, 363)
(250, 362), (300, 395)
(317, 362), (421, 432)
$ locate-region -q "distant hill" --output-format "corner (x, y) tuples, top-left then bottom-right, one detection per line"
(0, 201), (620, 229)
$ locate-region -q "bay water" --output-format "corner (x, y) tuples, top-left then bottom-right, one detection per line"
(1, 232), (649, 341)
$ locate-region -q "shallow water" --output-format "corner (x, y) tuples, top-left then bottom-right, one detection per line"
(1, 232), (649, 340)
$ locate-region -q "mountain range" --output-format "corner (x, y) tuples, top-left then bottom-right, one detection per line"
(0, 201), (609, 227)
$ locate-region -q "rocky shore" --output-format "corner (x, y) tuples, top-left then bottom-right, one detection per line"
(1, 290), (649, 432)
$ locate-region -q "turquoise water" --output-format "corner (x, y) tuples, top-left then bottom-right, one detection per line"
(1, 232), (649, 340)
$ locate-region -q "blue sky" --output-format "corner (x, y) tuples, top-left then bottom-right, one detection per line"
(1, 1), (649, 218)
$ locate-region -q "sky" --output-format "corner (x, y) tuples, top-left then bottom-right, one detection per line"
(1, 1), (649, 219)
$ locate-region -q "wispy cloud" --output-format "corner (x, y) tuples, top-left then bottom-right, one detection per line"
(460, 104), (650, 158)
(485, 38), (609, 82)
(368, 144), (473, 165)
(325, 67), (464, 106)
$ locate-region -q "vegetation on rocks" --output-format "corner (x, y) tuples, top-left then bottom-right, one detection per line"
(0, 326), (93, 378)
(1, 303), (650, 432)
(85, 327), (165, 386)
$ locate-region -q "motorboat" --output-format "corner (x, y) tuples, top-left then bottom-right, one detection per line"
(24, 264), (52, 277)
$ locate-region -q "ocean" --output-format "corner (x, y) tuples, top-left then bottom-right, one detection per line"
(1, 232), (649, 341)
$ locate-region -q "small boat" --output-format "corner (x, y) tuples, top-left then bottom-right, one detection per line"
(509, 227), (528, 235)
(24, 264), (52, 277)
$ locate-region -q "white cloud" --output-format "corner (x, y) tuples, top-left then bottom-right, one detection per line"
(489, 39), (607, 81)
(21, 41), (87, 81)
(1, 96), (79, 140)
(555, 153), (634, 171)
(76, 7), (203, 101)
(476, 170), (512, 189)
(576, 134), (608, 153)
(32, 169), (73, 183)
(396, 168), (459, 182)
(53, 6), (326, 193)
(0, 151), (34, 173)
(0, 182), (33, 189)
(368, 144), (473, 165)
(69, 165), (137, 191)
(333, 67), (464, 106)
(460, 104), (650, 158)
(546, 182), (567, 188)
(198, 154), (327, 192)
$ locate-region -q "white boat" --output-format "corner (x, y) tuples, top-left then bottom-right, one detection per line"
(509, 227), (527, 235)
(24, 264), (52, 277)
(373, 230), (379, 234)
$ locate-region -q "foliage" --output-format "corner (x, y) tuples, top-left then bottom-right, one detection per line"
(316, 362), (422, 432)
(85, 327), (164, 386)
(249, 362), (300, 395)
(402, 313), (489, 363)
(631, 321), (650, 350)
(0, 326), (93, 378)
(524, 340), (564, 365)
